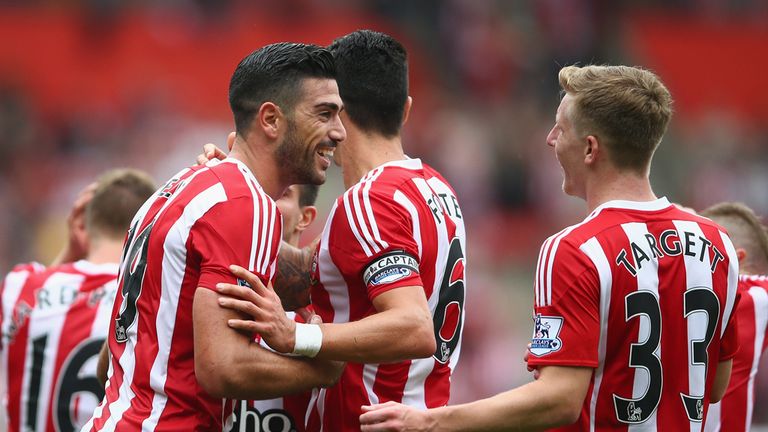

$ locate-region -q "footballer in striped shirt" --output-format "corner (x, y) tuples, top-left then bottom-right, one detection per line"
(359, 65), (740, 432)
(701, 202), (768, 432)
(1, 169), (155, 432)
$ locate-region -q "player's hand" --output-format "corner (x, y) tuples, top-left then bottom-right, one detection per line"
(195, 143), (227, 165)
(51, 182), (97, 266)
(296, 306), (322, 324)
(525, 342), (541, 380)
(360, 401), (436, 432)
(216, 265), (296, 354)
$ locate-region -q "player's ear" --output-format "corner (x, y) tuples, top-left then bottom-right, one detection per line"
(402, 96), (413, 126)
(226, 131), (236, 151)
(296, 206), (318, 233)
(736, 247), (747, 264)
(256, 102), (284, 140)
(584, 135), (599, 165)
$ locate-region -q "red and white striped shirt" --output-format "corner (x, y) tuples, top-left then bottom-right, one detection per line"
(705, 274), (768, 432)
(527, 198), (740, 431)
(306, 158), (467, 432)
(84, 158), (282, 432)
(1, 260), (118, 432)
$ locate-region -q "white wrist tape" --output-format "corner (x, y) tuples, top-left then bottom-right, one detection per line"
(292, 323), (323, 358)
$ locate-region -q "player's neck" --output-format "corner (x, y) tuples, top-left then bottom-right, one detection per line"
(342, 133), (405, 188)
(230, 141), (285, 200)
(86, 238), (124, 265)
(585, 171), (656, 213)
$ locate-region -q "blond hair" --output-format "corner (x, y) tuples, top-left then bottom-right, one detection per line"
(700, 202), (768, 274)
(86, 169), (157, 240)
(558, 65), (673, 172)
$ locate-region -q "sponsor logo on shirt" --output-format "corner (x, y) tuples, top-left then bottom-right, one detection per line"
(230, 401), (295, 432)
(363, 251), (419, 287)
(529, 313), (564, 356)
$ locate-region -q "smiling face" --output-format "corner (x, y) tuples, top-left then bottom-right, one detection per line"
(276, 77), (346, 185)
(546, 94), (588, 199)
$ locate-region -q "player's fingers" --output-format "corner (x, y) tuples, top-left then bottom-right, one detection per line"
(362, 402), (400, 412)
(196, 154), (209, 165)
(228, 265), (270, 296)
(226, 319), (261, 333)
(203, 143), (226, 160)
(217, 296), (261, 318)
(534, 369), (541, 380)
(72, 183), (98, 214)
(360, 406), (401, 430)
(361, 422), (397, 432)
(296, 307), (322, 324)
(215, 283), (262, 303)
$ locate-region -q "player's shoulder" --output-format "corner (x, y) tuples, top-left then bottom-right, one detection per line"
(5, 261), (46, 276)
(1, 261), (46, 292)
(366, 158), (429, 189)
(70, 260), (120, 277)
(739, 274), (768, 291)
(175, 158), (273, 210)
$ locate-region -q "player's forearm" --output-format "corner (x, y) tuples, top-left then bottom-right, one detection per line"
(216, 344), (341, 399)
(711, 359), (733, 402)
(196, 333), (341, 399)
(316, 307), (435, 363)
(194, 288), (340, 399)
(430, 383), (575, 431)
(274, 240), (316, 311)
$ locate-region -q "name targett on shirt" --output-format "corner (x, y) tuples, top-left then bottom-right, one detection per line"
(363, 251), (419, 287)
(615, 229), (726, 277)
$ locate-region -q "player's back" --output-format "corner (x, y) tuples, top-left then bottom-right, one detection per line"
(308, 158), (467, 431)
(704, 274), (768, 432)
(1, 260), (118, 432)
(531, 198), (739, 431)
(86, 159), (281, 432)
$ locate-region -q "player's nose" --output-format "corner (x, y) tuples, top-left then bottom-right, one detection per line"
(329, 115), (346, 143)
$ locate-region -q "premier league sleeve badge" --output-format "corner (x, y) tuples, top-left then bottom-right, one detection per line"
(530, 313), (564, 356)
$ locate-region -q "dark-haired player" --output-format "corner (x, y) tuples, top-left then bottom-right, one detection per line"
(84, 42), (345, 431)
(215, 30), (468, 432)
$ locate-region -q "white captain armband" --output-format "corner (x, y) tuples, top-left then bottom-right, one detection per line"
(363, 250), (419, 287)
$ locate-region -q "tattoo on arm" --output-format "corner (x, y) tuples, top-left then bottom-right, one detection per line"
(274, 239), (318, 311)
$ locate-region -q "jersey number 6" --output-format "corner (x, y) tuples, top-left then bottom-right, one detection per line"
(432, 237), (465, 364)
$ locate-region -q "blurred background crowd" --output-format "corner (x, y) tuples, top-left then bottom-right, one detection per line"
(1, 0), (766, 424)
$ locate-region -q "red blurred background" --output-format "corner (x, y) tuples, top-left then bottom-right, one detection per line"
(1, 0), (766, 425)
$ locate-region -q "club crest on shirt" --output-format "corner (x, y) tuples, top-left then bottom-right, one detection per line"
(363, 251), (419, 287)
(237, 278), (252, 288)
(529, 313), (564, 356)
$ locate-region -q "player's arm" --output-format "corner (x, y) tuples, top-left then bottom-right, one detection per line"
(218, 265), (435, 363)
(710, 359), (733, 403)
(359, 365), (592, 431)
(273, 237), (319, 311)
(97, 340), (109, 386)
(193, 287), (343, 399)
(314, 284), (435, 362)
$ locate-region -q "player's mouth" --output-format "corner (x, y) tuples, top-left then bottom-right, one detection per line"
(316, 145), (336, 169)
